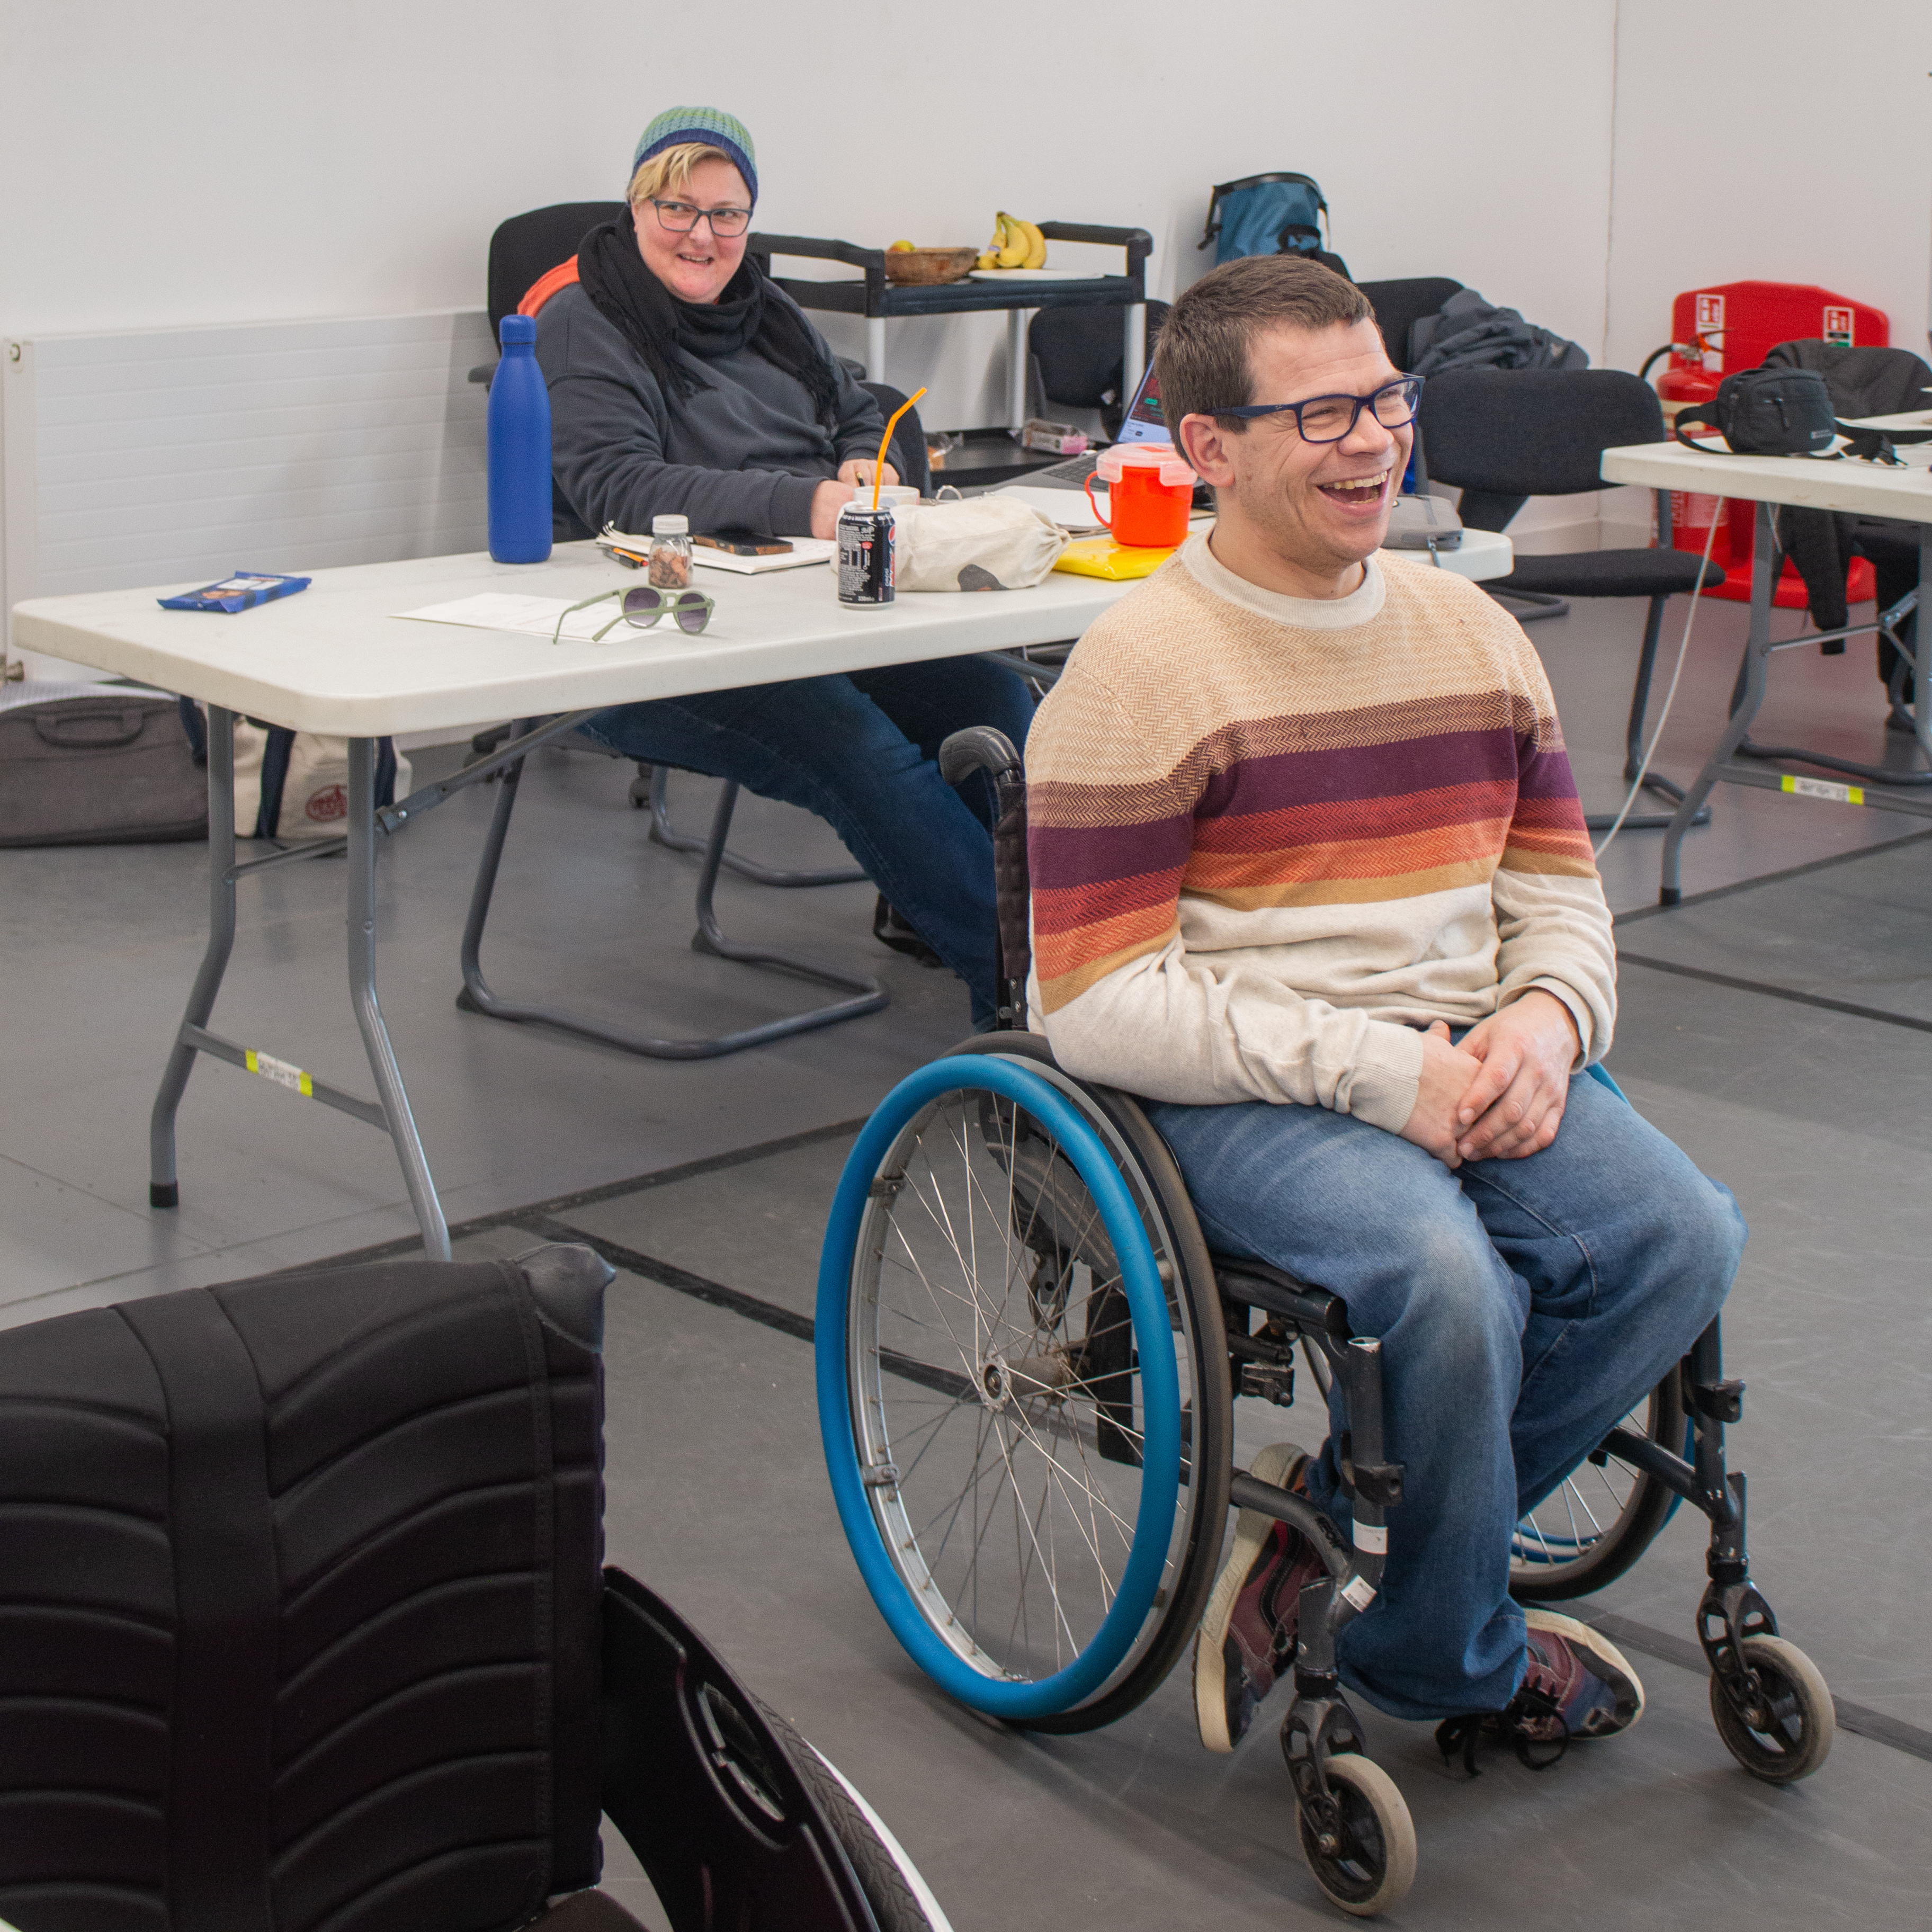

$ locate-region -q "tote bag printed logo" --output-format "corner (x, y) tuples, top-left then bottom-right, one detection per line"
(304, 783), (349, 824)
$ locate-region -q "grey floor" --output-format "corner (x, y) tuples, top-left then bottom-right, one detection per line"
(4, 587), (1930, 1925)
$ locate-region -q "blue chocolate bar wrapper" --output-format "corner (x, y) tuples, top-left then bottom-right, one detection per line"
(158, 570), (311, 613)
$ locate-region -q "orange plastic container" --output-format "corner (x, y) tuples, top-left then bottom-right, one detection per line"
(1085, 446), (1199, 548)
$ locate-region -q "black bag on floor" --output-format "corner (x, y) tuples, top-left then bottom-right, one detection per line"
(0, 683), (207, 847)
(0, 1245), (923, 1932)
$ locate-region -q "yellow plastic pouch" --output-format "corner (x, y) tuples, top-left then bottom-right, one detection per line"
(1052, 538), (1177, 581)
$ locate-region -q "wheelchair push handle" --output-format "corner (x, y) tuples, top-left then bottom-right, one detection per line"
(938, 726), (1021, 789)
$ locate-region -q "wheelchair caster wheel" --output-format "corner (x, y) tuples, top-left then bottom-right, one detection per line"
(1712, 1635), (1834, 1783)
(1296, 1754), (1416, 1918)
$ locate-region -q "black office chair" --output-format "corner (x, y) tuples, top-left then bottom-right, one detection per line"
(1419, 367), (1727, 831)
(0, 1243), (942, 1931)
(1355, 278), (1464, 372)
(1028, 301), (1170, 437)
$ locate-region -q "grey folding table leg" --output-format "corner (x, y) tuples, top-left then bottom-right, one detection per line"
(149, 704), (239, 1209)
(147, 711), (450, 1259)
(346, 737), (450, 1259)
(1660, 502), (1779, 905)
(1917, 530), (1932, 769)
(457, 719), (886, 1060)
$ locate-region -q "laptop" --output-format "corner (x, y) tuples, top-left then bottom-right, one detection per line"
(1026, 363), (1213, 506)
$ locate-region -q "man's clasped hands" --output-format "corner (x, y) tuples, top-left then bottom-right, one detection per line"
(1401, 988), (1583, 1168)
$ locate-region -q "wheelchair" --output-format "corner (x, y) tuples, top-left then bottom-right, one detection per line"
(815, 728), (1832, 1918)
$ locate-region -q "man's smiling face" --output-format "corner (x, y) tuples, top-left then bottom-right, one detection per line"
(1182, 318), (1413, 594)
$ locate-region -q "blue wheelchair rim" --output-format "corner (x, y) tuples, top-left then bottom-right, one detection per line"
(816, 1054), (1183, 1720)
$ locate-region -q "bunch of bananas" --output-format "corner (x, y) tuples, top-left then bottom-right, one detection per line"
(977, 213), (1045, 271)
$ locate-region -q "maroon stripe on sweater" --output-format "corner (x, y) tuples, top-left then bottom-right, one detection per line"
(1029, 813), (1195, 892)
(1193, 727), (1524, 817)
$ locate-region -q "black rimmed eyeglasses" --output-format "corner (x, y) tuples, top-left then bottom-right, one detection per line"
(1212, 375), (1424, 444)
(647, 198), (754, 239)
(551, 585), (716, 648)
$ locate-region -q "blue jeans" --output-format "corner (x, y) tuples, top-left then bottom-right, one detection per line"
(1147, 1069), (1744, 1721)
(577, 657), (1035, 1026)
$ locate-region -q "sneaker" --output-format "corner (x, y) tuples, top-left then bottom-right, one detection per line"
(1436, 1611), (1645, 1774)
(1193, 1441), (1323, 1754)
(1517, 1609), (1644, 1741)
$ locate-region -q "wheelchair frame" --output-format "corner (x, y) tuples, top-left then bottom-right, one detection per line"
(815, 728), (1831, 1918)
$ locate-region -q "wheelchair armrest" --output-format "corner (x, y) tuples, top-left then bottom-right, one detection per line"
(1215, 1260), (1351, 1339)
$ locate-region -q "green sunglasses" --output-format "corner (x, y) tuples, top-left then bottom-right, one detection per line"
(551, 585), (716, 647)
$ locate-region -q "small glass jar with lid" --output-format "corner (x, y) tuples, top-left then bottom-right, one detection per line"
(647, 513), (693, 589)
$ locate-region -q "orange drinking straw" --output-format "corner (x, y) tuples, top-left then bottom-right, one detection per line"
(871, 387), (928, 509)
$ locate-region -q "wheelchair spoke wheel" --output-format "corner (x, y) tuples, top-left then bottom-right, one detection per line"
(1295, 1755), (1417, 1919)
(1711, 1635), (1834, 1784)
(818, 1054), (1228, 1726)
(1510, 1370), (1687, 1600)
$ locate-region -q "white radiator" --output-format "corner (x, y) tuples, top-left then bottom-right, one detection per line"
(2, 309), (494, 682)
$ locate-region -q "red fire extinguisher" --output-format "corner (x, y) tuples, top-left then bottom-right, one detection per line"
(1641, 337), (1726, 567)
(1642, 283), (1888, 606)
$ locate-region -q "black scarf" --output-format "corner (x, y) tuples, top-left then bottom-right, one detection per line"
(576, 205), (843, 430)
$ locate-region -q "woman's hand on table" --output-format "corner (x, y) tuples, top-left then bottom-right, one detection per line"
(811, 480), (855, 539)
(838, 458), (899, 491)
(810, 461), (902, 538)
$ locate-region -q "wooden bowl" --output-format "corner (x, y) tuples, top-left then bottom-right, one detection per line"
(882, 247), (978, 287)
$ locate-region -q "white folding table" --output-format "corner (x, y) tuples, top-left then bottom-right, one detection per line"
(1599, 436), (1932, 902)
(9, 531), (1513, 1259)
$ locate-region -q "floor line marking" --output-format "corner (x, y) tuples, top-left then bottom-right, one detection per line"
(1616, 953), (1932, 1035)
(1612, 824), (1932, 929)
(1582, 1610), (1932, 1765)
(254, 1115), (869, 1278)
(513, 1212), (974, 1403)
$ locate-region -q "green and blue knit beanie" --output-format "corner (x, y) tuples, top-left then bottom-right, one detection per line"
(631, 107), (757, 205)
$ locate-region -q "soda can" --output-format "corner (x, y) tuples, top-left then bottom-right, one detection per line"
(837, 502), (895, 605)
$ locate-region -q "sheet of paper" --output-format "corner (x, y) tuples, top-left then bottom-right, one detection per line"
(398, 593), (639, 643)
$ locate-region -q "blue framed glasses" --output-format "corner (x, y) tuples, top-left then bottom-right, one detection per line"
(1212, 375), (1423, 443)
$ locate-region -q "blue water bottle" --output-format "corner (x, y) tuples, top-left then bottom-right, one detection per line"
(488, 314), (552, 564)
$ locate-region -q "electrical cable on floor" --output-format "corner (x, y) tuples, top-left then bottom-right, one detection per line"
(1591, 504), (1725, 859)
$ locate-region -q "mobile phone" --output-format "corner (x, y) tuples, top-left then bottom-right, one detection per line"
(694, 531), (793, 556)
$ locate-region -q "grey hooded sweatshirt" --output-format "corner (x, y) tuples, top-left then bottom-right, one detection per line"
(534, 281), (887, 540)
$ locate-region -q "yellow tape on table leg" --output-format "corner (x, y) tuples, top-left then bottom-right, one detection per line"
(243, 1049), (315, 1097)
(1781, 774), (1865, 807)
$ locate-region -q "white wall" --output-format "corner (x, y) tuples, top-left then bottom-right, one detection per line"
(2, 0), (1926, 562)
(1606, 0), (1932, 375)
(0, 0), (1619, 425)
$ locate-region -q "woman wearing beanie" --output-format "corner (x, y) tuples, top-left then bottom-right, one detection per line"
(531, 106), (1033, 1026)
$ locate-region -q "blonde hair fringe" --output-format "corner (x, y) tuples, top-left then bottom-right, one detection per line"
(627, 142), (739, 207)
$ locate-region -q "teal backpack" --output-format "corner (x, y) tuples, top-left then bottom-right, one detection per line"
(1200, 172), (1349, 276)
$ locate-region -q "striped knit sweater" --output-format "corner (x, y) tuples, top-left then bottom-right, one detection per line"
(1025, 534), (1616, 1134)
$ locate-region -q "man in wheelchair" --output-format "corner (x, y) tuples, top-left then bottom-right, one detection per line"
(1024, 256), (1746, 1761)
